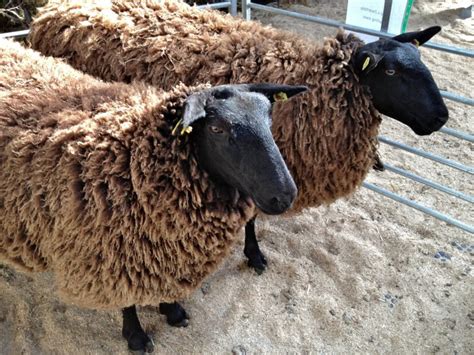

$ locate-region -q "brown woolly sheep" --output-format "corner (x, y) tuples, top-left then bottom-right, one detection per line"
(0, 39), (307, 351)
(29, 0), (449, 272)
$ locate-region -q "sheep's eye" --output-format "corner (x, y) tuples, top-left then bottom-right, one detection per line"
(385, 69), (396, 76)
(209, 125), (225, 134)
(213, 89), (233, 100)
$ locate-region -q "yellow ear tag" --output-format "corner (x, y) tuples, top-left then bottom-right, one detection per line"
(180, 126), (193, 135)
(273, 92), (288, 102)
(412, 39), (420, 47)
(362, 56), (370, 71)
(171, 118), (183, 136)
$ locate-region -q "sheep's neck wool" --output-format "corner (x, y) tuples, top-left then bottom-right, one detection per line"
(271, 31), (381, 212)
(0, 40), (255, 309)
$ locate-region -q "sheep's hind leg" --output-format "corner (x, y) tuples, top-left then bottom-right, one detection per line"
(122, 305), (155, 353)
(244, 217), (267, 275)
(159, 302), (189, 327)
(373, 152), (385, 171)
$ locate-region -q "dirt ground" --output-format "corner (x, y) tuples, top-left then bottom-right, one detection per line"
(0, 0), (472, 354)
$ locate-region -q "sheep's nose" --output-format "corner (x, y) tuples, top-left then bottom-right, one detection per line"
(267, 189), (297, 214)
(428, 114), (449, 133)
(437, 114), (449, 125)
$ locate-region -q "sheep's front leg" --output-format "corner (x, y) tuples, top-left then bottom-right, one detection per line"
(159, 302), (189, 327)
(243, 217), (267, 274)
(122, 305), (155, 353)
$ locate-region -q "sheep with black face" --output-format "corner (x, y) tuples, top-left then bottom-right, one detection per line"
(0, 39), (306, 352)
(353, 27), (448, 135)
(187, 83), (301, 215)
(29, 0), (449, 273)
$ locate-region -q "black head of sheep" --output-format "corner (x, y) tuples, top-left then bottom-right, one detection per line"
(182, 83), (307, 215)
(353, 26), (449, 135)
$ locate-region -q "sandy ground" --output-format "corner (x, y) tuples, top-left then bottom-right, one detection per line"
(0, 0), (473, 354)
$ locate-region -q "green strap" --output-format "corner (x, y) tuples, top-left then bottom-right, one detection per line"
(401, 0), (414, 32)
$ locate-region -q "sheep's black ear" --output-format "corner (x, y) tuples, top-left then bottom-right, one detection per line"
(354, 51), (384, 74)
(392, 26), (441, 47)
(246, 83), (308, 103)
(180, 92), (207, 132)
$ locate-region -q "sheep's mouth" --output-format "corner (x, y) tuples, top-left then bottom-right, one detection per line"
(239, 192), (273, 214)
(386, 109), (448, 136)
(244, 195), (255, 209)
(253, 198), (293, 215)
(232, 189), (255, 209)
(410, 115), (448, 135)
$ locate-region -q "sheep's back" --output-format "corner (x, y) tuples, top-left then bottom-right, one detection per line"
(29, 0), (304, 89)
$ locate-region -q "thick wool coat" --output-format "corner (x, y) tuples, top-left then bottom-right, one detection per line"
(0, 39), (254, 309)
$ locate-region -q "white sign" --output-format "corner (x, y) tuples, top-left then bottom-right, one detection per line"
(346, 0), (414, 43)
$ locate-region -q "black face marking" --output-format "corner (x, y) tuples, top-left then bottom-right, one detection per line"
(184, 84), (307, 215)
(354, 29), (448, 135)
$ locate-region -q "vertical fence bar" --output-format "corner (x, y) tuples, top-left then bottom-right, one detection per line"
(230, 0), (237, 16)
(242, 0), (251, 20)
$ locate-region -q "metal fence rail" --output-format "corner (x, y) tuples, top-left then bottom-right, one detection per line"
(363, 182), (474, 234)
(439, 127), (474, 142)
(0, 29), (29, 39)
(440, 90), (474, 106)
(242, 0), (473, 234)
(381, 163), (473, 204)
(242, 2), (474, 57)
(378, 136), (473, 175)
(197, 1), (237, 15)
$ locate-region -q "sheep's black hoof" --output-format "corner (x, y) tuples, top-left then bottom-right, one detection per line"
(169, 316), (189, 328)
(123, 329), (154, 354)
(246, 251), (267, 275)
(159, 302), (189, 328)
(373, 154), (385, 171)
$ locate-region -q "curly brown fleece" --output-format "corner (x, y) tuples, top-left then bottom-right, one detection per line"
(29, 0), (381, 211)
(0, 39), (255, 310)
